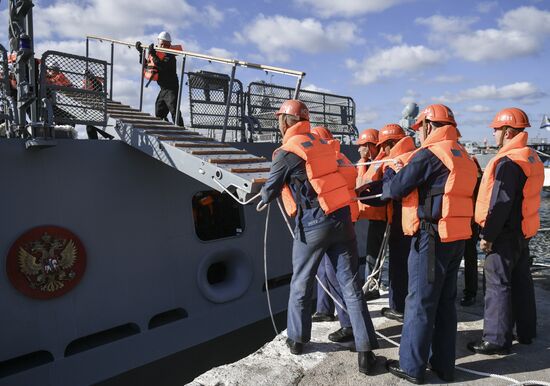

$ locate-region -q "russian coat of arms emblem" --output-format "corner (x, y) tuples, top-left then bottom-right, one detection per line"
(6, 226), (87, 299)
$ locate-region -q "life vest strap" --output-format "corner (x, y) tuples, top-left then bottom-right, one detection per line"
(291, 177), (321, 215)
(420, 220), (437, 284)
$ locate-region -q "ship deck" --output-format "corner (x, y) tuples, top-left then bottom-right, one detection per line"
(190, 264), (550, 385)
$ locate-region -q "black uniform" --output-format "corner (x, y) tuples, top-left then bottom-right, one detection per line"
(139, 46), (183, 127)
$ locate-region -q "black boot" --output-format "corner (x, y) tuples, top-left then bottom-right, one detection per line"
(364, 289), (380, 301)
(467, 339), (510, 355)
(312, 312), (336, 322)
(328, 327), (354, 343)
(358, 351), (376, 375)
(460, 294), (476, 306)
(381, 307), (404, 323)
(286, 338), (303, 355)
(386, 359), (424, 384)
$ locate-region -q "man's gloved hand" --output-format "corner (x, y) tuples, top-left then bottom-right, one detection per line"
(480, 239), (493, 254)
(148, 43), (156, 55)
(135, 41), (142, 52)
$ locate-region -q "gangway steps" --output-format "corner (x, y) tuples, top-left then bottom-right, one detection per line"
(106, 100), (271, 200)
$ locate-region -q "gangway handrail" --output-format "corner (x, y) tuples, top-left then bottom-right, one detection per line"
(86, 34), (306, 142)
(86, 35), (135, 48)
(86, 35), (305, 78)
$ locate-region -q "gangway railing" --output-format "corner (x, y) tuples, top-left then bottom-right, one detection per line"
(247, 82), (358, 139)
(85, 35), (305, 142)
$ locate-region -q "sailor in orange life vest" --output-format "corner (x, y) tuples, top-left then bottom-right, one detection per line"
(377, 104), (478, 384)
(135, 31), (184, 127)
(309, 126), (362, 344)
(359, 124), (417, 324)
(467, 108), (543, 355)
(45, 61), (72, 87)
(355, 128), (388, 302)
(258, 100), (379, 375)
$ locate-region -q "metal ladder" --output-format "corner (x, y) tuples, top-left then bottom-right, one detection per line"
(106, 100), (270, 201)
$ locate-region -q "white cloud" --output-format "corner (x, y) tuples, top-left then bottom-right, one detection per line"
(400, 89), (420, 105)
(418, 7), (550, 61)
(466, 104), (492, 112)
(203, 5), (224, 27)
(381, 33), (403, 44)
(476, 1), (498, 13)
(346, 45), (446, 84)
(32, 1), (224, 41)
(434, 82), (543, 103)
(295, 0), (410, 18)
(356, 108), (379, 125)
(416, 15), (479, 39)
(434, 75), (464, 83)
(235, 15), (361, 62)
(452, 29), (538, 61)
(303, 84), (332, 93)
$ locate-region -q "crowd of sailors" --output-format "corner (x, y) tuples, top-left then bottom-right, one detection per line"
(259, 100), (543, 384)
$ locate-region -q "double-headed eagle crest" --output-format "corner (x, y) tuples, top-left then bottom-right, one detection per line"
(17, 232), (78, 292)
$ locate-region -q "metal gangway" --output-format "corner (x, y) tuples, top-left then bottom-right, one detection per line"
(86, 36), (306, 201)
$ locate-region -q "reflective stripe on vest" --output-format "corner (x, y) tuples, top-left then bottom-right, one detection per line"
(357, 151), (387, 221)
(279, 122), (351, 217)
(475, 132), (544, 238)
(144, 44), (183, 81)
(401, 126), (478, 242)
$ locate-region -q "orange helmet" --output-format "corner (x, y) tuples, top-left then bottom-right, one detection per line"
(412, 104), (456, 130)
(311, 126), (334, 140)
(355, 128), (378, 145)
(490, 107), (530, 129)
(275, 99), (310, 121)
(377, 124), (406, 146)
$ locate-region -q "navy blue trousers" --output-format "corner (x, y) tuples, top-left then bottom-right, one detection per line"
(287, 219), (379, 352)
(483, 234), (536, 347)
(399, 230), (463, 379)
(388, 223), (411, 313)
(316, 254), (352, 328)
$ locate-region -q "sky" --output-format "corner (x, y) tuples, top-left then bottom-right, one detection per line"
(2, 0), (550, 141)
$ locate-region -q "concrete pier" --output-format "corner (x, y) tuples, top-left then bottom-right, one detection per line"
(189, 266), (550, 385)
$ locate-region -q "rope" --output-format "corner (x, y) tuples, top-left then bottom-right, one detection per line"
(354, 193), (382, 201)
(362, 222), (391, 293)
(533, 148), (550, 159)
(211, 178), (261, 205)
(353, 158), (397, 167)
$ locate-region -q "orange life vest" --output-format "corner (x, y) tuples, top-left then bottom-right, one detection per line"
(383, 136), (417, 173)
(144, 44), (183, 82)
(401, 125), (478, 242)
(381, 136), (417, 225)
(475, 132), (544, 238)
(327, 140), (359, 222)
(279, 121), (351, 217)
(357, 151), (388, 221)
(46, 72), (72, 87)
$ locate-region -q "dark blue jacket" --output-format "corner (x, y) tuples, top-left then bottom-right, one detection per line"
(381, 148), (449, 224)
(260, 148), (350, 233)
(480, 156), (527, 242)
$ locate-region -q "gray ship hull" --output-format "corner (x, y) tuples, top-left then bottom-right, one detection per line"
(0, 139), (294, 386)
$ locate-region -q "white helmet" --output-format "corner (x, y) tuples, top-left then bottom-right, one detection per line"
(157, 31), (172, 43)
